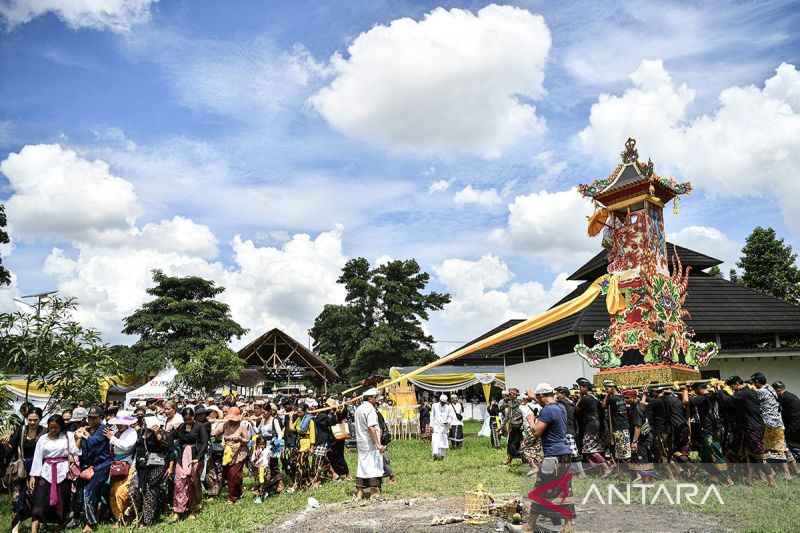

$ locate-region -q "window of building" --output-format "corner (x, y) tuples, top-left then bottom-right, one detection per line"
(523, 342), (549, 361)
(718, 332), (776, 350)
(504, 349), (524, 365)
(549, 335), (581, 356)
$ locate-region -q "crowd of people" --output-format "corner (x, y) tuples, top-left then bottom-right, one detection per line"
(0, 389), (398, 532)
(2, 370), (799, 533)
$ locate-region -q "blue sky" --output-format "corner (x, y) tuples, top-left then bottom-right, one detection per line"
(1, 0), (799, 353)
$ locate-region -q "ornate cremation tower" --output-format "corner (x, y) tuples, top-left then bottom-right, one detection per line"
(574, 139), (718, 388)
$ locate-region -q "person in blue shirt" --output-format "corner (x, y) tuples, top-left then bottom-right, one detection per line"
(73, 406), (110, 532)
(524, 383), (574, 533)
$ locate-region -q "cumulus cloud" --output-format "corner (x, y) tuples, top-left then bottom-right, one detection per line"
(667, 225), (741, 271)
(578, 60), (800, 231)
(453, 185), (502, 209)
(428, 179), (453, 194)
(491, 188), (598, 265)
(431, 254), (576, 351)
(309, 4), (551, 158)
(1, 144), (140, 243)
(0, 0), (156, 32)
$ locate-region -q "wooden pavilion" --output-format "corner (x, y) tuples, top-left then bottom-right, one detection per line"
(236, 328), (339, 393)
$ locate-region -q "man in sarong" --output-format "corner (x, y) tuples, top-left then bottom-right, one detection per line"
(625, 389), (655, 483)
(719, 375), (776, 487)
(501, 388), (525, 467)
(574, 378), (612, 477)
(431, 395), (455, 460)
(354, 388), (384, 500)
(682, 381), (732, 485)
(774, 381), (800, 473)
(752, 372), (793, 481)
(524, 383), (574, 533)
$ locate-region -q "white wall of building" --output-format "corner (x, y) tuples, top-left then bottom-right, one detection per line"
(505, 352), (598, 391)
(704, 353), (800, 392)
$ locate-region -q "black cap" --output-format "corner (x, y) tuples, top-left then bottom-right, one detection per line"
(555, 386), (570, 395)
(281, 397), (294, 406)
(725, 375), (743, 386)
(772, 381), (785, 389)
(194, 405), (207, 416)
(87, 406), (103, 418)
(750, 372), (767, 385)
(576, 378), (592, 388)
(690, 382), (706, 390)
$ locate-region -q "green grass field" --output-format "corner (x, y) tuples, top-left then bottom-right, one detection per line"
(2, 421), (798, 532)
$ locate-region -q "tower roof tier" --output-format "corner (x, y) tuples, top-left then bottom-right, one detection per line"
(577, 138), (692, 205)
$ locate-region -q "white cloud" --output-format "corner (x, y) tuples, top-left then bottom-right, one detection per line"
(0, 0), (156, 32)
(667, 226), (741, 271)
(453, 185), (502, 209)
(309, 4), (551, 158)
(578, 60), (800, 231)
(428, 179), (453, 194)
(431, 254), (576, 352)
(1, 144), (141, 243)
(491, 187), (598, 265)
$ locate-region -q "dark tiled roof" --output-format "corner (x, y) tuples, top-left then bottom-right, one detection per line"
(454, 271), (800, 364)
(448, 319), (523, 365)
(606, 164), (644, 192)
(567, 242), (722, 281)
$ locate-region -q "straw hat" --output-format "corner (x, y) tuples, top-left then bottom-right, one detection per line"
(206, 405), (224, 418)
(224, 406), (243, 422)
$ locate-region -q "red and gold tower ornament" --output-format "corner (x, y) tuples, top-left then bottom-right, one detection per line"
(574, 138), (717, 370)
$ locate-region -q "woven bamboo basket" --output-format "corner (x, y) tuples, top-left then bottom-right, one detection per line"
(464, 484), (493, 518)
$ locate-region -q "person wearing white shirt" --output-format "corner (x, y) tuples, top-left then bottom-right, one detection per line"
(354, 389), (385, 500)
(431, 395), (457, 460)
(28, 414), (79, 532)
(105, 416), (138, 525)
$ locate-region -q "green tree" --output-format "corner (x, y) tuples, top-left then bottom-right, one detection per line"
(122, 270), (248, 375)
(0, 296), (118, 407)
(310, 258), (450, 380)
(729, 269), (738, 283)
(737, 227), (800, 303)
(707, 265), (723, 278)
(0, 205), (11, 286)
(172, 343), (244, 397)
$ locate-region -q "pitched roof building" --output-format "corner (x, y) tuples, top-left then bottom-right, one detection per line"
(451, 243), (800, 391)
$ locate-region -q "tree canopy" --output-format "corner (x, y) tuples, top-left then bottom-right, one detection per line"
(737, 227), (800, 304)
(310, 258), (450, 381)
(121, 270), (248, 382)
(0, 295), (118, 407)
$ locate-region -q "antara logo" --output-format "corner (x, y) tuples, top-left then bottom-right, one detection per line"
(581, 483), (725, 506)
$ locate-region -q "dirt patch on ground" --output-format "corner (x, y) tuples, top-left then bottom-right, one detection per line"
(261, 496), (731, 533)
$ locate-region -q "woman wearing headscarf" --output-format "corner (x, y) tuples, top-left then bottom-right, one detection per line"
(211, 406), (249, 504)
(171, 407), (207, 521)
(203, 406), (225, 498)
(107, 415), (138, 525)
(3, 407), (44, 533)
(134, 416), (174, 526)
(28, 414), (78, 533)
(74, 406), (111, 532)
(327, 399), (351, 481)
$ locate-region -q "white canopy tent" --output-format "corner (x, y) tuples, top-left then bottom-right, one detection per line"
(124, 367), (178, 405)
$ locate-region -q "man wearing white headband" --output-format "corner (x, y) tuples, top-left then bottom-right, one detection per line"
(431, 394), (457, 460)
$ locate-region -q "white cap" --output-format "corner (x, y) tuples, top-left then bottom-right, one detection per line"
(439, 394), (448, 402)
(363, 388), (379, 397)
(534, 382), (554, 394)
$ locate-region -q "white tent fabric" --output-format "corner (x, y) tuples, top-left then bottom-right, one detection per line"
(124, 367), (177, 405)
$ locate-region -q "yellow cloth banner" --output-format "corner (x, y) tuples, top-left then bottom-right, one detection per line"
(378, 274), (608, 392)
(4, 373), (142, 403)
(605, 274), (627, 315)
(387, 368), (505, 387)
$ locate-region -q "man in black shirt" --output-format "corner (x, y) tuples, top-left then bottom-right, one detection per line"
(574, 378), (611, 476)
(602, 380), (631, 478)
(683, 381), (732, 485)
(625, 389), (654, 482)
(556, 386), (585, 478)
(662, 388), (690, 467)
(720, 375), (775, 486)
(646, 385), (677, 480)
(773, 381), (800, 474)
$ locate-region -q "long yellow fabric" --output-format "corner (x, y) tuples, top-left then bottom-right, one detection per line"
(4, 374), (142, 403)
(377, 274), (609, 392)
(605, 274), (627, 315)
(387, 368), (505, 387)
